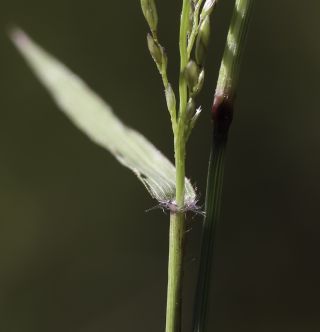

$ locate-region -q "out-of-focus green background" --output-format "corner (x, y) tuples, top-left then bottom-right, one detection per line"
(0, 1), (320, 331)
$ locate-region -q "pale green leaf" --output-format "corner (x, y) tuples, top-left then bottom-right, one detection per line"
(10, 28), (196, 207)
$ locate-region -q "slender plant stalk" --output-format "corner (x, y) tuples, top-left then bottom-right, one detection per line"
(192, 1), (255, 332)
(140, 1), (218, 331)
(166, 212), (185, 332)
(165, 1), (191, 331)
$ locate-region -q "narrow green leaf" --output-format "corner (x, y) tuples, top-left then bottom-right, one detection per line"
(10, 28), (196, 207)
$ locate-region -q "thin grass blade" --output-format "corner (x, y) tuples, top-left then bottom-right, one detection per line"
(10, 28), (196, 207)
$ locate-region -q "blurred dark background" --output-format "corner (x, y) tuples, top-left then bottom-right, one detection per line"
(0, 1), (320, 331)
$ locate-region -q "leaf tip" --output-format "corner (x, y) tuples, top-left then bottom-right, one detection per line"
(8, 26), (29, 50)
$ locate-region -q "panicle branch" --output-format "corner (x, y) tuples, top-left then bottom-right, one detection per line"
(183, 0), (218, 141)
(140, 0), (219, 141)
(140, 0), (177, 132)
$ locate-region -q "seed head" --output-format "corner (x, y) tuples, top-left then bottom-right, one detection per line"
(140, 0), (158, 34)
(199, 69), (205, 87)
(185, 60), (200, 92)
(147, 33), (162, 67)
(185, 100), (202, 139)
(193, 69), (205, 96)
(195, 16), (211, 66)
(186, 98), (196, 119)
(165, 84), (176, 113)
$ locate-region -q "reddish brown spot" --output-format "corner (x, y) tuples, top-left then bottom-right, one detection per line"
(211, 94), (234, 144)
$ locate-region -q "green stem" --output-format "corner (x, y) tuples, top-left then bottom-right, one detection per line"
(166, 212), (186, 332)
(178, 0), (190, 130)
(192, 136), (227, 332)
(216, 0), (255, 99)
(192, 1), (254, 331)
(165, 1), (191, 332)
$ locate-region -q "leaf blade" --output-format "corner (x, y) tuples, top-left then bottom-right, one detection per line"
(10, 28), (196, 206)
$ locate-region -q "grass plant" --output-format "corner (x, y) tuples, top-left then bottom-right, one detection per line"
(10, 1), (254, 331)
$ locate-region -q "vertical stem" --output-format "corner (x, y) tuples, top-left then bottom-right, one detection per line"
(166, 212), (186, 332)
(192, 135), (228, 332)
(177, 0), (190, 136)
(165, 1), (191, 332)
(216, 0), (255, 100)
(166, 136), (186, 332)
(192, 1), (255, 332)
